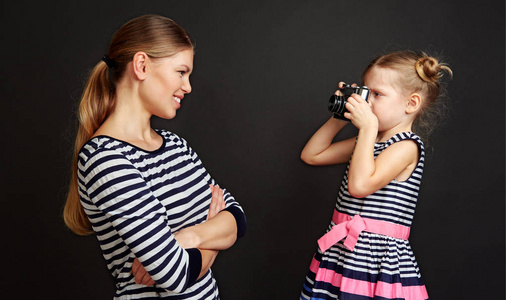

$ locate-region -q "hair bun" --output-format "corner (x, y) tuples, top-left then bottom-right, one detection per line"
(415, 55), (453, 83)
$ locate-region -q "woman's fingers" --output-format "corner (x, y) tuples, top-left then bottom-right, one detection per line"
(207, 184), (225, 220)
(132, 257), (141, 274)
(218, 188), (225, 210)
(132, 257), (154, 286)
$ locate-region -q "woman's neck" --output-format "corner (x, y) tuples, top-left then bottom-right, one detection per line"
(92, 80), (162, 150)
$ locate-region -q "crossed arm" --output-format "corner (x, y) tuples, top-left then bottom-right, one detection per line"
(132, 184), (237, 286)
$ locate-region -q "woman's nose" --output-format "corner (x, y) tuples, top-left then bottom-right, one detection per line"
(182, 79), (192, 94)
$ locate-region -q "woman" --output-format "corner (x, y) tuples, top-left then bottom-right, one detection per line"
(64, 14), (246, 299)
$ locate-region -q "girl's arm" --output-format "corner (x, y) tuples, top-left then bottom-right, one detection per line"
(301, 83), (360, 166)
(345, 95), (419, 198)
(301, 117), (356, 166)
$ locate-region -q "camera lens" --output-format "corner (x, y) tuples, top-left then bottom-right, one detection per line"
(328, 95), (346, 114)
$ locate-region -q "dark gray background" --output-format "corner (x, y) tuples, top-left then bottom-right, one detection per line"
(1, 0), (504, 299)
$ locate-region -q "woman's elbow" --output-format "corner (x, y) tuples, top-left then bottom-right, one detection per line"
(223, 232), (237, 250)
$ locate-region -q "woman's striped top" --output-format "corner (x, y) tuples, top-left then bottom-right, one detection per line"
(77, 129), (246, 299)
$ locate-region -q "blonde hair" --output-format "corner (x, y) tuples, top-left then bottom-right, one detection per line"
(64, 15), (193, 235)
(363, 50), (453, 141)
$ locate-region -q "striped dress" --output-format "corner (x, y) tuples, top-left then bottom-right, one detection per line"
(77, 129), (246, 299)
(301, 132), (428, 300)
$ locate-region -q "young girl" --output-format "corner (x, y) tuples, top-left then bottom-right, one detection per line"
(64, 15), (246, 299)
(299, 51), (452, 300)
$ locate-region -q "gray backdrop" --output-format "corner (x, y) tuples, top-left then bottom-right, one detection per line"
(2, 0), (504, 299)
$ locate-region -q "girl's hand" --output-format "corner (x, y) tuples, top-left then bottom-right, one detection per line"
(344, 93), (378, 130)
(334, 81), (354, 96)
(132, 257), (156, 286)
(207, 185), (225, 220)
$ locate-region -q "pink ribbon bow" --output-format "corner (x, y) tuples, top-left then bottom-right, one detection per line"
(317, 212), (411, 253)
(318, 214), (366, 252)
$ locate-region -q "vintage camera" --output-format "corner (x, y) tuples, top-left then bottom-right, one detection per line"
(328, 84), (370, 120)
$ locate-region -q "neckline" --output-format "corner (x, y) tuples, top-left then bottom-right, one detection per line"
(375, 131), (415, 145)
(91, 129), (166, 154)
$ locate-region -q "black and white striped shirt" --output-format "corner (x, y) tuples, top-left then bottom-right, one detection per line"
(78, 129), (246, 299)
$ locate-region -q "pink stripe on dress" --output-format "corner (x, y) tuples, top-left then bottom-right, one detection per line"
(313, 266), (428, 300)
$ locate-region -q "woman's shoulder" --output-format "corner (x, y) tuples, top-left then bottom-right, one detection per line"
(77, 136), (127, 167)
(79, 136), (117, 157)
(156, 129), (191, 149)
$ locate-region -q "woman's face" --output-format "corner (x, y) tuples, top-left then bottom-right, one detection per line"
(140, 49), (194, 119)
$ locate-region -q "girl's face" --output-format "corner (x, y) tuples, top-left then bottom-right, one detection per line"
(364, 67), (410, 132)
(140, 49), (194, 119)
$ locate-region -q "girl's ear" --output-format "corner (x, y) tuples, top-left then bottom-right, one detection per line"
(132, 51), (149, 80)
(406, 93), (422, 114)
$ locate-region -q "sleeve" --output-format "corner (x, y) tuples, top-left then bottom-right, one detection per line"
(78, 148), (201, 292)
(179, 136), (247, 239)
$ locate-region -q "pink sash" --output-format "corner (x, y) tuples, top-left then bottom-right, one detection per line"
(318, 211), (411, 252)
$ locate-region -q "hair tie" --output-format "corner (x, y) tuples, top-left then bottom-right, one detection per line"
(102, 55), (117, 68)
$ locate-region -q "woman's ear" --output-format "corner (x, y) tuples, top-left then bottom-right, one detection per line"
(132, 52), (149, 80)
(406, 93), (422, 114)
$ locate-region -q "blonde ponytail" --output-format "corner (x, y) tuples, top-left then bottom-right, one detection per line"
(64, 61), (115, 235)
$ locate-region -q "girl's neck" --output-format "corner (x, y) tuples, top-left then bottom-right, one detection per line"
(376, 122), (413, 143)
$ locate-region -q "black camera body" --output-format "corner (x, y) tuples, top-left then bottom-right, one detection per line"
(328, 84), (370, 120)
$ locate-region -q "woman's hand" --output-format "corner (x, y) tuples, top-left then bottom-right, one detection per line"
(207, 184), (225, 220)
(132, 257), (155, 286)
(344, 93), (378, 131)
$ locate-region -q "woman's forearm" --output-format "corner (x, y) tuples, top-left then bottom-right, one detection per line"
(176, 210), (238, 250)
(198, 249), (219, 279)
